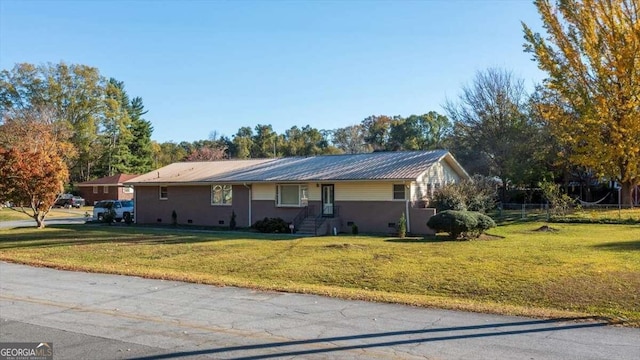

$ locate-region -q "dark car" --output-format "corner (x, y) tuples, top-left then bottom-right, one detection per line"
(55, 195), (85, 208)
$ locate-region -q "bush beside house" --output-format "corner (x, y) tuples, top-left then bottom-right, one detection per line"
(253, 217), (289, 233)
(431, 175), (499, 213)
(427, 210), (496, 239)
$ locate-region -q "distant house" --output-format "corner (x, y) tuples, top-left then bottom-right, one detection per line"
(126, 150), (470, 235)
(77, 174), (139, 205)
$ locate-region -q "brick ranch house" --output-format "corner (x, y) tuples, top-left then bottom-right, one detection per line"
(77, 174), (139, 205)
(125, 150), (470, 235)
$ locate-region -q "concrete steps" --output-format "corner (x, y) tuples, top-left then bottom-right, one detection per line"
(296, 217), (322, 235)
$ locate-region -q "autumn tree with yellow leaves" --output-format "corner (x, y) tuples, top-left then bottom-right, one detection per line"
(523, 0), (640, 206)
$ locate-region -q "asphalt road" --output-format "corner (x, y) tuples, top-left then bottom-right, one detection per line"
(0, 262), (638, 360)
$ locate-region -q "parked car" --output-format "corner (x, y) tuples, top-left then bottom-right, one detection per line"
(92, 200), (134, 222)
(54, 194), (85, 208)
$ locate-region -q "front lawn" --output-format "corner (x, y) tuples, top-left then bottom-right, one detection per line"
(0, 222), (638, 325)
(492, 207), (640, 224)
(0, 207), (91, 221)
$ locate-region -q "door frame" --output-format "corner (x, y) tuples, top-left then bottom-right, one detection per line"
(321, 184), (335, 217)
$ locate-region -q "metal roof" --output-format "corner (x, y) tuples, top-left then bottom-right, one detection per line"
(125, 159), (275, 184)
(126, 150), (469, 185)
(77, 174), (141, 186)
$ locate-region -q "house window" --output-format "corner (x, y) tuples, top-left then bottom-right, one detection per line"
(211, 184), (232, 205)
(122, 186), (134, 194)
(93, 186), (98, 194)
(276, 184), (307, 207)
(159, 186), (168, 200)
(393, 184), (406, 200)
(103, 186), (109, 194)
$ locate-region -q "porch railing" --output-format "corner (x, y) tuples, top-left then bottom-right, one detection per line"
(292, 206), (310, 231)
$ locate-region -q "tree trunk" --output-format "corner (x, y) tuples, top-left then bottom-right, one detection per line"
(620, 181), (635, 208)
(34, 214), (45, 229)
(500, 177), (508, 203)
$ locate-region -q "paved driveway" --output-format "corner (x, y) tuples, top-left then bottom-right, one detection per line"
(0, 207), (88, 229)
(0, 262), (637, 359)
(0, 217), (86, 229)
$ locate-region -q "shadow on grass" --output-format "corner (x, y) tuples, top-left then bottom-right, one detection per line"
(593, 240), (640, 251)
(385, 235), (452, 243)
(0, 224), (302, 250)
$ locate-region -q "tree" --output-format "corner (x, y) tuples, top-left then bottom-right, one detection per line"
(361, 115), (397, 151)
(153, 141), (187, 167)
(388, 112), (452, 151)
(98, 78), (134, 176)
(281, 125), (304, 156)
(523, 0), (640, 206)
(445, 68), (544, 199)
(539, 179), (576, 217)
(1, 62), (153, 181)
(127, 97), (155, 174)
(0, 106), (71, 228)
(185, 132), (230, 161)
(232, 126), (254, 159)
(277, 125), (338, 156)
(186, 145), (227, 161)
(332, 124), (370, 154)
(38, 63), (104, 181)
(252, 124), (277, 158)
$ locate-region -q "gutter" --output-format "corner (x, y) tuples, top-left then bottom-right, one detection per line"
(405, 199), (411, 233)
(134, 186), (138, 223)
(244, 183), (252, 227)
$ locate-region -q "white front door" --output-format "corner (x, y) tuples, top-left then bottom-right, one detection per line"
(322, 184), (334, 217)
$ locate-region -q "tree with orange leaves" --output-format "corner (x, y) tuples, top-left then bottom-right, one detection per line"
(0, 105), (72, 228)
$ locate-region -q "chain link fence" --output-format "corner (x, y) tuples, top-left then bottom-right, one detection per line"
(494, 203), (640, 223)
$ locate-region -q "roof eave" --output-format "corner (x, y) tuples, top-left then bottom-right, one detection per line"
(125, 178), (418, 186)
(439, 152), (471, 180)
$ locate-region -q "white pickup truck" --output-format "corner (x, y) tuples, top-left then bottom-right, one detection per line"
(92, 200), (134, 223)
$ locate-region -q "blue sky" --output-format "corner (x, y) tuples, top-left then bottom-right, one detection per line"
(0, 0), (545, 143)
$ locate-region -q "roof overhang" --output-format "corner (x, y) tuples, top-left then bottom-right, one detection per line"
(440, 152), (471, 180)
(125, 178), (418, 187)
(77, 183), (127, 187)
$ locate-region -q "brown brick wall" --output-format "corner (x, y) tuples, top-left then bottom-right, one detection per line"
(251, 200), (321, 225)
(336, 201), (406, 234)
(78, 186), (134, 206)
(135, 185), (249, 227)
(134, 186), (435, 234)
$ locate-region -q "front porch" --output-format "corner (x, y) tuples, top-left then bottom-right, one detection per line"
(293, 205), (341, 236)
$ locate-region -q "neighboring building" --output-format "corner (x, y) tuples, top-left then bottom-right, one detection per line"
(125, 150), (470, 235)
(77, 174), (139, 205)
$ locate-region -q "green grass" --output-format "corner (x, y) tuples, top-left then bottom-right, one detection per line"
(0, 222), (638, 326)
(564, 207), (640, 223)
(493, 207), (640, 224)
(0, 207), (91, 221)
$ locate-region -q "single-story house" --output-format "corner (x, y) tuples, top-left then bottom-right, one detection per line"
(125, 150), (470, 235)
(77, 174), (139, 205)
